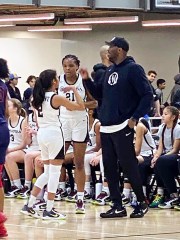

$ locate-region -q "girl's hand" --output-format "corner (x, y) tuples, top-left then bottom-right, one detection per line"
(90, 156), (100, 166)
(35, 156), (44, 167)
(26, 126), (37, 136)
(150, 155), (159, 168)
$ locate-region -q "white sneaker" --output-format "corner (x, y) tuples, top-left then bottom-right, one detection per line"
(33, 200), (46, 212)
(5, 186), (20, 198)
(158, 197), (179, 209)
(75, 199), (85, 214)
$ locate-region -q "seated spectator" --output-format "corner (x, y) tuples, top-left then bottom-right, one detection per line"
(155, 78), (166, 114)
(170, 73), (180, 107)
(151, 106), (180, 209)
(6, 73), (22, 102)
(23, 75), (36, 114)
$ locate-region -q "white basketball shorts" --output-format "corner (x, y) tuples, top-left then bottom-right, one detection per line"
(37, 127), (64, 160)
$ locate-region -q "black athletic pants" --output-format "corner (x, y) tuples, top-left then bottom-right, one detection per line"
(155, 154), (179, 194)
(101, 125), (145, 206)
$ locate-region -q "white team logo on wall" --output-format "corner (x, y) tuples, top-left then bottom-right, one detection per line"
(108, 72), (118, 85)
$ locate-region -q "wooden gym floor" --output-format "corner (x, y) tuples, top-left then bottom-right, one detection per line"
(3, 198), (180, 240)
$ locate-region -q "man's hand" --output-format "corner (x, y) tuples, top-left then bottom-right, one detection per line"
(128, 118), (136, 129)
(79, 68), (89, 80)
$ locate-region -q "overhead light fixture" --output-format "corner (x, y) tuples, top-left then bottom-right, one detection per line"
(27, 25), (92, 32)
(0, 13), (55, 22)
(142, 19), (180, 27)
(0, 22), (15, 27)
(64, 16), (139, 25)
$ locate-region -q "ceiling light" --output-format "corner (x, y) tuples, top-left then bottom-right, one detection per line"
(27, 25), (92, 32)
(142, 19), (180, 27)
(0, 13), (55, 22)
(0, 22), (15, 27)
(64, 16), (139, 25)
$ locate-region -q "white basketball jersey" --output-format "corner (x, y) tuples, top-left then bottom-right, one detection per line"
(37, 92), (61, 128)
(27, 112), (39, 151)
(58, 74), (86, 119)
(8, 116), (25, 148)
(86, 119), (100, 151)
(140, 130), (156, 156)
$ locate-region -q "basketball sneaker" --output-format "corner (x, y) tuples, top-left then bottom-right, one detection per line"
(42, 209), (66, 220)
(66, 190), (77, 203)
(158, 197), (179, 209)
(84, 191), (92, 202)
(174, 200), (180, 211)
(17, 186), (30, 199)
(0, 213), (7, 225)
(75, 199), (85, 214)
(20, 204), (40, 218)
(0, 223), (8, 238)
(130, 202), (148, 218)
(55, 188), (68, 201)
(92, 191), (110, 206)
(122, 194), (131, 205)
(5, 186), (21, 198)
(100, 205), (127, 218)
(33, 200), (46, 212)
(149, 194), (164, 208)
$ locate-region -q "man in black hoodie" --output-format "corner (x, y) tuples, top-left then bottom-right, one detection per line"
(170, 73), (180, 107)
(81, 37), (153, 219)
(89, 45), (111, 118)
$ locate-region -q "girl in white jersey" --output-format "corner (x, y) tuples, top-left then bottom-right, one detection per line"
(150, 106), (180, 209)
(18, 107), (41, 199)
(5, 98), (27, 198)
(21, 69), (84, 220)
(58, 55), (97, 214)
(121, 118), (156, 205)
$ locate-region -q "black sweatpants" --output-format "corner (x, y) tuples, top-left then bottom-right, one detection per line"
(139, 156), (164, 188)
(101, 125), (145, 206)
(155, 154), (179, 194)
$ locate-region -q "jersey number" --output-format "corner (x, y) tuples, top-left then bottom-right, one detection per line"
(66, 92), (75, 101)
(10, 134), (14, 142)
(38, 106), (43, 117)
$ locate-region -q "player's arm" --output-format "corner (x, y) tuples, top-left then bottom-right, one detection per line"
(84, 89), (98, 110)
(52, 86), (85, 111)
(135, 123), (145, 156)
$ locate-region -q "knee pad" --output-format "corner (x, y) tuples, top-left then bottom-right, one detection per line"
(48, 164), (61, 194)
(35, 164), (49, 189)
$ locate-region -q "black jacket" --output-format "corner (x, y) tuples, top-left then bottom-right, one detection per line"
(84, 57), (153, 126)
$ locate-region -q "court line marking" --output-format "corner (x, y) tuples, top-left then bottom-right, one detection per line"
(6, 223), (180, 240)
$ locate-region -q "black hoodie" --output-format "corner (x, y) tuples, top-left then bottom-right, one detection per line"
(85, 57), (153, 126)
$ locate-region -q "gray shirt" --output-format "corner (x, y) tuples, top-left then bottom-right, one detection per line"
(158, 123), (180, 153)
